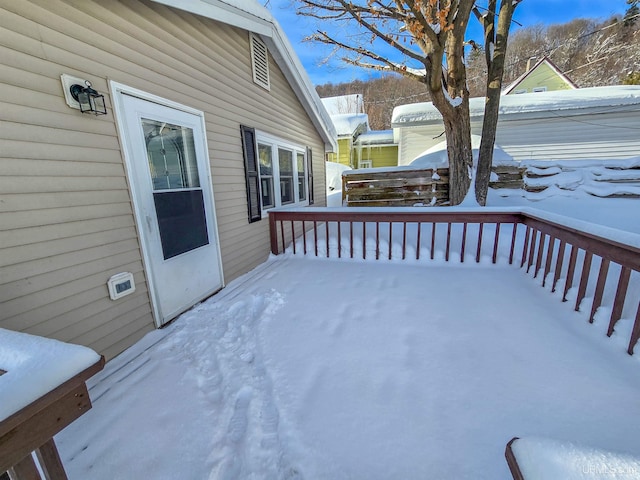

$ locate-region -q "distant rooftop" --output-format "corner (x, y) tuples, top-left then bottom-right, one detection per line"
(355, 130), (395, 145)
(392, 86), (640, 126)
(321, 94), (365, 115)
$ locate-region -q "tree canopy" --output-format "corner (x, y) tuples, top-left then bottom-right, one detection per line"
(298, 0), (521, 205)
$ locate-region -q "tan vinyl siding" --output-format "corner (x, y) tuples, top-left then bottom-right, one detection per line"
(0, 0), (326, 358)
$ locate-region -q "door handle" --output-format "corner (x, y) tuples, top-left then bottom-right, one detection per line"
(145, 215), (153, 233)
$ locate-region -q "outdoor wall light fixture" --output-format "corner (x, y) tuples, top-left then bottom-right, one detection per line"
(69, 80), (107, 115)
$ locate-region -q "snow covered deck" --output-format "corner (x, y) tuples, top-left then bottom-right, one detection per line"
(55, 251), (640, 479)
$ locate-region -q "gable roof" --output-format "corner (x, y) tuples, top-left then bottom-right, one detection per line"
(330, 113), (369, 138)
(150, 0), (337, 152)
(502, 56), (578, 95)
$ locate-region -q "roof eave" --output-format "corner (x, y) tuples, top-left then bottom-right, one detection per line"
(149, 0), (337, 153)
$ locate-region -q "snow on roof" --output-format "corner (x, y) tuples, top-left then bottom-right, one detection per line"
(321, 94), (364, 115)
(0, 328), (101, 421)
(355, 130), (395, 145)
(391, 86), (640, 126)
(331, 113), (369, 137)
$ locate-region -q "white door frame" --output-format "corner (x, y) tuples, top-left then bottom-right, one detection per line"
(110, 81), (224, 327)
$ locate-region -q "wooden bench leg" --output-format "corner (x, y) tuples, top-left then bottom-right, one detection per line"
(35, 440), (68, 480)
(505, 437), (525, 480)
(7, 455), (41, 480)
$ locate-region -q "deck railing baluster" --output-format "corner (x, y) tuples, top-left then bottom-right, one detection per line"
(461, 223), (468, 263)
(527, 229), (538, 272)
(416, 223), (422, 260)
(509, 223), (518, 265)
(608, 266), (631, 335)
(402, 222), (407, 260)
(575, 252), (594, 312)
(476, 223), (484, 263)
(563, 246), (579, 302)
(628, 302), (640, 355)
(542, 236), (555, 287)
(303, 220), (307, 255)
(313, 221), (318, 257)
(363, 222), (367, 260)
(388, 222), (393, 261)
(534, 233), (547, 279)
(589, 258), (610, 323)
(326, 222), (330, 258)
(492, 223), (501, 264)
(552, 241), (567, 293)
(431, 222), (436, 260)
(445, 223), (452, 262)
(521, 226), (531, 268)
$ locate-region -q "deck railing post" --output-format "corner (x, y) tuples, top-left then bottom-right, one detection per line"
(269, 212), (279, 255)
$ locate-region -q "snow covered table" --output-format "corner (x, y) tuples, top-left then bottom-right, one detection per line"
(506, 437), (640, 480)
(0, 328), (104, 479)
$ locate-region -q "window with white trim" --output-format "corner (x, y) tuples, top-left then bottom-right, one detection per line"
(256, 133), (309, 213)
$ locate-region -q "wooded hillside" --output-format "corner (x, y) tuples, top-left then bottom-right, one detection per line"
(316, 13), (640, 130)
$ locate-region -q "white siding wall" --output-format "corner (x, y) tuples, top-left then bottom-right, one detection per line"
(397, 107), (640, 165)
(0, 0), (326, 359)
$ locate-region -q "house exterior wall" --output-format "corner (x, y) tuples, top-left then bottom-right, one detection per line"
(509, 63), (574, 94)
(335, 138), (353, 167)
(0, 0), (326, 359)
(397, 107), (640, 165)
(355, 145), (399, 168)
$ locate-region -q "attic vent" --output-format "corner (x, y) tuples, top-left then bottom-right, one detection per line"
(250, 34), (270, 91)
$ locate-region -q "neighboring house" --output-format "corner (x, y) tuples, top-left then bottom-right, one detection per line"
(354, 130), (398, 169)
(326, 113), (369, 167)
(503, 56), (578, 95)
(392, 86), (640, 165)
(0, 0), (336, 359)
(322, 94), (398, 168)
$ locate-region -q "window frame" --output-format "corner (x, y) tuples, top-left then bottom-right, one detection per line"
(255, 131), (310, 216)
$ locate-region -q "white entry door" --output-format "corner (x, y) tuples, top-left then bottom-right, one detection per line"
(116, 91), (224, 326)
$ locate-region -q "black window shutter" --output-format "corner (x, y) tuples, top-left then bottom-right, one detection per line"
(306, 146), (314, 205)
(240, 125), (262, 223)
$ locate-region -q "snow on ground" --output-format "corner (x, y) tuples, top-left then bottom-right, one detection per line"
(52, 161), (640, 479)
(57, 248), (640, 479)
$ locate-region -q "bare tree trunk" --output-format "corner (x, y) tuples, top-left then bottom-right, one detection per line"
(443, 105), (473, 205)
(475, 1), (520, 206)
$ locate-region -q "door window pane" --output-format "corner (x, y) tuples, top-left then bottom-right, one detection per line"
(297, 151), (306, 201)
(153, 191), (209, 259)
(143, 119), (200, 190)
(258, 143), (275, 208)
(279, 148), (294, 204)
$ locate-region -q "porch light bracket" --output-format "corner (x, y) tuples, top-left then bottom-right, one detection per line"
(69, 80), (107, 115)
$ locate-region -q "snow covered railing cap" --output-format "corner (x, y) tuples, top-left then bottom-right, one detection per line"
(506, 436), (640, 480)
(0, 328), (102, 421)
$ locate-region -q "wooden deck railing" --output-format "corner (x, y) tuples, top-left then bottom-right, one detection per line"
(269, 208), (640, 355)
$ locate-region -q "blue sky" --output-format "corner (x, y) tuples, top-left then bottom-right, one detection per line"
(265, 0), (631, 86)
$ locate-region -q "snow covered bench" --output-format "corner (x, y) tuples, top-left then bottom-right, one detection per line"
(506, 437), (640, 480)
(0, 328), (104, 480)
